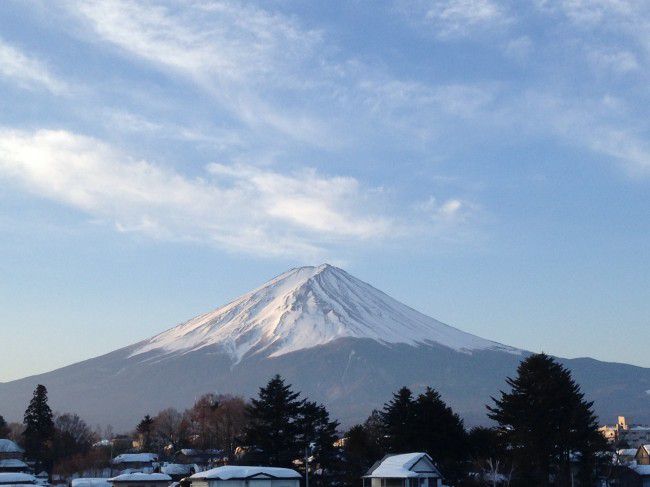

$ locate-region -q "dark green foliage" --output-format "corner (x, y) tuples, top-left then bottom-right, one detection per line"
(380, 387), (416, 452)
(368, 386), (469, 484)
(341, 423), (384, 487)
(23, 384), (54, 473)
(243, 374), (305, 466)
(467, 426), (513, 485)
(136, 414), (155, 451)
(297, 400), (341, 487)
(487, 353), (606, 487)
(410, 387), (468, 482)
(0, 415), (9, 438)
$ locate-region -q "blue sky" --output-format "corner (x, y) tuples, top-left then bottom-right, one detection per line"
(1, 0), (649, 382)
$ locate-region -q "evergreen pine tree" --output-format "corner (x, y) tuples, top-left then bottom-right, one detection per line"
(296, 401), (340, 487)
(23, 384), (54, 474)
(243, 375), (304, 466)
(342, 424), (384, 487)
(380, 387), (416, 452)
(487, 353), (605, 487)
(411, 387), (468, 482)
(136, 415), (155, 451)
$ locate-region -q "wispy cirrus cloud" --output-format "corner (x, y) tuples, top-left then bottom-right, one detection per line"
(396, 0), (512, 39)
(0, 38), (67, 94)
(66, 0), (331, 146)
(0, 128), (474, 257)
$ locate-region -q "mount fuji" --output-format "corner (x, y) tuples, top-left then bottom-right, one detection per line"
(1, 264), (649, 430)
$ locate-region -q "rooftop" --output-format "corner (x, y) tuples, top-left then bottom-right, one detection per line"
(190, 466), (301, 481)
(364, 453), (440, 479)
(0, 441), (24, 455)
(109, 473), (171, 483)
(0, 473), (36, 485)
(112, 453), (158, 464)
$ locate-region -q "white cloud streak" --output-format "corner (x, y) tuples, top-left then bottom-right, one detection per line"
(66, 0), (330, 145)
(0, 38), (67, 93)
(0, 129), (398, 256)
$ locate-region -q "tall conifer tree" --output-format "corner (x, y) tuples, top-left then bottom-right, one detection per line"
(243, 375), (304, 466)
(488, 353), (605, 487)
(23, 384), (54, 474)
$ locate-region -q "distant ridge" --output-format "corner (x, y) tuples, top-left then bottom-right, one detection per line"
(0, 264), (648, 430)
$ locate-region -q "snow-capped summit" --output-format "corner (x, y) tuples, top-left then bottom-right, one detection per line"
(131, 264), (518, 362)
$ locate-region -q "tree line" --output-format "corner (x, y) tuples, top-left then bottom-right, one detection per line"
(1, 353), (611, 486)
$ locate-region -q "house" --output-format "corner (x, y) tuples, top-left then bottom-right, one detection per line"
(636, 445), (650, 466)
(363, 453), (442, 487)
(0, 440), (29, 473)
(617, 449), (639, 465)
(0, 473), (37, 485)
(111, 454), (159, 474)
(160, 464), (194, 482)
(173, 451), (223, 467)
(108, 473), (171, 487)
(189, 466), (301, 487)
(71, 478), (112, 487)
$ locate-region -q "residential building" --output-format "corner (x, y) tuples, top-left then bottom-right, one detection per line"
(109, 473), (171, 487)
(637, 445), (650, 466)
(111, 454), (159, 475)
(363, 453), (443, 487)
(160, 463), (194, 482)
(0, 473), (37, 485)
(599, 417), (650, 448)
(189, 466), (301, 487)
(0, 440), (29, 473)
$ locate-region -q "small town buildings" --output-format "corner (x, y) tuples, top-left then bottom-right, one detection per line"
(363, 453), (443, 487)
(108, 473), (171, 487)
(0, 473), (37, 485)
(637, 445), (650, 466)
(160, 464), (194, 482)
(111, 454), (159, 474)
(189, 466), (301, 487)
(600, 417), (650, 448)
(0, 440), (29, 474)
(173, 450), (222, 467)
(617, 449), (639, 465)
(71, 478), (112, 487)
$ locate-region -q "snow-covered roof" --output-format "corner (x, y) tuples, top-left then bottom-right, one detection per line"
(190, 466), (301, 481)
(0, 441), (24, 454)
(0, 459), (29, 469)
(617, 449), (638, 457)
(109, 473), (171, 483)
(631, 465), (650, 477)
(161, 464), (192, 476)
(639, 445), (650, 455)
(364, 453), (441, 479)
(71, 478), (112, 487)
(0, 473), (36, 485)
(112, 454), (158, 464)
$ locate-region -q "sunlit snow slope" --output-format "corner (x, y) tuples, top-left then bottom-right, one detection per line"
(132, 264), (519, 362)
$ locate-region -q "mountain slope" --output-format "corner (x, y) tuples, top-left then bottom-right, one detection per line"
(132, 264), (519, 362)
(0, 264), (648, 430)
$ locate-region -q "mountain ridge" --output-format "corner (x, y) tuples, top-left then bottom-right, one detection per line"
(1, 264), (649, 430)
(130, 263), (520, 363)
